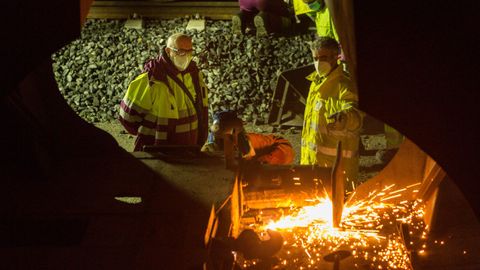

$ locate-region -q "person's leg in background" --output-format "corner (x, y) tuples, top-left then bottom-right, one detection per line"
(254, 0), (295, 36)
(233, 0), (260, 34)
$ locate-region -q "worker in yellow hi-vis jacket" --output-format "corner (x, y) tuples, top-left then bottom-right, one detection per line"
(301, 36), (363, 184)
(119, 33), (209, 151)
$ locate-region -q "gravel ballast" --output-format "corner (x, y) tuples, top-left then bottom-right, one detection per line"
(52, 18), (315, 123)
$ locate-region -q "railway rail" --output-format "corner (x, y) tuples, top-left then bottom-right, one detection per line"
(87, 1), (239, 20)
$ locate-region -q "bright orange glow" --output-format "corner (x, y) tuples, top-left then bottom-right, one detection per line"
(240, 184), (428, 269)
(266, 197), (333, 230)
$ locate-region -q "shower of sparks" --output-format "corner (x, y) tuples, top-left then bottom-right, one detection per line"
(239, 184), (430, 269)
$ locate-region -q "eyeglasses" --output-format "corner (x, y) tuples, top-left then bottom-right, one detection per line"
(168, 46), (194, 56)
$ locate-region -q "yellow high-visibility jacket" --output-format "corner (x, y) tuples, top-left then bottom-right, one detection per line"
(314, 7), (338, 41)
(293, 0), (338, 40)
(293, 0), (313, 15)
(301, 66), (361, 180)
(119, 53), (208, 151)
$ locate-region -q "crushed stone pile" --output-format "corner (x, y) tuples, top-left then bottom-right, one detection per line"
(52, 18), (315, 123)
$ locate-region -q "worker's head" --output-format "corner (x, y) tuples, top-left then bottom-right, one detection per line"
(302, 0), (325, 11)
(211, 110), (244, 140)
(309, 36), (339, 77)
(165, 33), (194, 71)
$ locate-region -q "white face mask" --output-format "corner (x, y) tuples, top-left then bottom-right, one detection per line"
(314, 60), (331, 77)
(171, 54), (193, 71)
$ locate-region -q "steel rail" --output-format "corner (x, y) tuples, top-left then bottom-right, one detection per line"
(87, 1), (239, 20)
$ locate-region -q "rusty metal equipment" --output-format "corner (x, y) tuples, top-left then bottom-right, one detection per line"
(204, 163), (333, 269)
(268, 64), (314, 128)
(203, 138), (464, 270)
(323, 250), (351, 270)
(142, 144), (202, 159)
(331, 141), (345, 228)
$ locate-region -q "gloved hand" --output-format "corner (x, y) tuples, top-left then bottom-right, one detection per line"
(201, 132), (221, 152)
(327, 111), (347, 131)
(201, 142), (219, 152)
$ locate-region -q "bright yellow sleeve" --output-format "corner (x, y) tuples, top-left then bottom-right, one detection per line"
(123, 73), (153, 113)
(293, 0), (314, 15)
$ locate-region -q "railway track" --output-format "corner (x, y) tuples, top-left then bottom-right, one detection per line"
(87, 1), (239, 20)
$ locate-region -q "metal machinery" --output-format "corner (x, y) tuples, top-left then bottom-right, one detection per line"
(268, 64), (314, 128)
(204, 138), (480, 269)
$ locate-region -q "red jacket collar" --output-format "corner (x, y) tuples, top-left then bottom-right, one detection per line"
(143, 47), (198, 81)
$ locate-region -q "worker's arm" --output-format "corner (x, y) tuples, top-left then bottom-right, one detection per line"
(325, 88), (363, 135)
(248, 134), (295, 165)
(327, 106), (362, 133)
(118, 73), (153, 135)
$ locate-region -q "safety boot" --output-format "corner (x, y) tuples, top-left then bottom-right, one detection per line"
(232, 14), (243, 35)
(254, 13), (268, 37)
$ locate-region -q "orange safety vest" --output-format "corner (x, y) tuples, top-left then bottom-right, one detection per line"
(247, 133), (294, 165)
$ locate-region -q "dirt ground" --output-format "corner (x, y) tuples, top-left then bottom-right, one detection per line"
(95, 121), (304, 163)
(95, 121), (136, 152)
(95, 120), (392, 183)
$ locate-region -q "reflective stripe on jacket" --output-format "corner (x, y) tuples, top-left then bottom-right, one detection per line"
(119, 64), (208, 151)
(300, 66), (360, 166)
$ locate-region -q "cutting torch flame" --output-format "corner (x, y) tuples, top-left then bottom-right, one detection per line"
(266, 197), (333, 230)
(252, 184), (427, 269)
